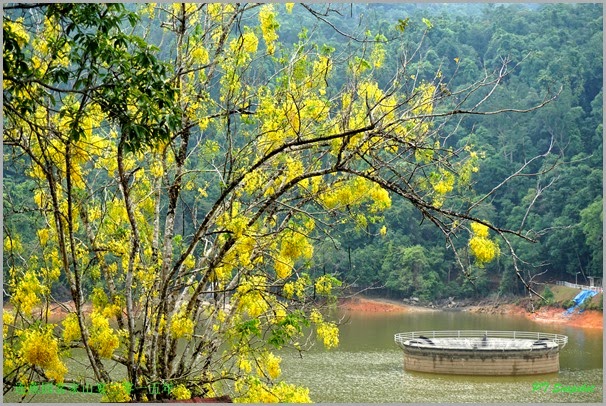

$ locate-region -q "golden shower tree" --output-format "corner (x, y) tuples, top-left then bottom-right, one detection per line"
(3, 3), (554, 402)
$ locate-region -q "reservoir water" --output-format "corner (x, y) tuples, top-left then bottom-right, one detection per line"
(279, 309), (603, 403)
(4, 307), (602, 403)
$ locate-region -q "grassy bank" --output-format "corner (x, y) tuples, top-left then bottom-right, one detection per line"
(544, 284), (603, 311)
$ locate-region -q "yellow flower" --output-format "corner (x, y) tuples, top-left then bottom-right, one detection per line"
(4, 235), (22, 253)
(37, 229), (50, 246)
(469, 235), (500, 264)
(5, 18), (30, 47)
(46, 359), (68, 383)
(183, 254), (196, 270)
(468, 221), (499, 264)
(315, 275), (339, 295)
(20, 327), (68, 382)
(12, 271), (48, 314)
(62, 313), (81, 342)
(470, 221), (489, 238)
(263, 352), (281, 379)
(170, 384), (191, 400)
(259, 4), (279, 55)
(282, 282), (295, 299)
(238, 357), (252, 373)
(101, 382), (132, 402)
(191, 46), (209, 65)
(3, 311), (14, 338)
(89, 312), (119, 358)
(207, 3), (222, 21)
(309, 309), (323, 324)
(316, 322), (339, 349)
(170, 308), (195, 339)
(242, 31), (259, 54)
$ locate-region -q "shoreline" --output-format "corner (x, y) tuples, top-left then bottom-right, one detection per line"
(6, 294), (602, 329)
(339, 296), (603, 329)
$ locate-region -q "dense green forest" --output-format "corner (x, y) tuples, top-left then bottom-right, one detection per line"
(274, 3), (603, 301)
(4, 3), (602, 303)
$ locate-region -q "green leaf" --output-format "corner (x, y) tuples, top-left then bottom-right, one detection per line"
(237, 319), (261, 337)
(396, 18), (410, 33)
(321, 44), (335, 56)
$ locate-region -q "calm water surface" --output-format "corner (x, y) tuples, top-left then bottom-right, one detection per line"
(279, 310), (604, 403)
(5, 309), (602, 403)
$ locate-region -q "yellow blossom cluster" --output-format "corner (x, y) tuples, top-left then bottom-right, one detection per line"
(62, 313), (81, 342)
(255, 79), (331, 150)
(89, 312), (120, 358)
(230, 30), (259, 55)
(216, 201), (248, 238)
(171, 3), (198, 17)
(170, 307), (195, 339)
(4, 18), (29, 47)
(91, 286), (122, 319)
(429, 168), (455, 208)
(274, 229), (313, 279)
(100, 382), (132, 402)
(242, 169), (267, 196)
(309, 309), (323, 324)
(282, 282), (295, 298)
(468, 222), (500, 265)
(12, 270), (49, 314)
(30, 17), (71, 70)
(314, 275), (340, 295)
(308, 308), (339, 349)
(238, 356), (253, 374)
(260, 352), (282, 379)
(4, 235), (22, 253)
(206, 3), (235, 22)
(3, 311), (15, 339)
(259, 4), (279, 55)
(284, 274), (310, 300)
(370, 36), (387, 68)
(191, 45), (210, 65)
(20, 327), (67, 383)
(171, 384), (192, 400)
(412, 83), (436, 115)
(357, 81), (384, 104)
(431, 170), (455, 195)
(319, 177), (391, 212)
(236, 275), (270, 318)
(234, 377), (311, 403)
(316, 322), (339, 349)
(37, 228), (51, 246)
(459, 147), (482, 185)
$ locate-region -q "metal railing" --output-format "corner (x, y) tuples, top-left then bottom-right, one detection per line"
(556, 280), (603, 293)
(394, 330), (568, 350)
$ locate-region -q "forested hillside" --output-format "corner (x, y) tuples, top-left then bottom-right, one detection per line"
(3, 3), (602, 301)
(275, 3), (604, 301)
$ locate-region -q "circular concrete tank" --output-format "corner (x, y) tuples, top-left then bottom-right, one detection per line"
(394, 330), (568, 376)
